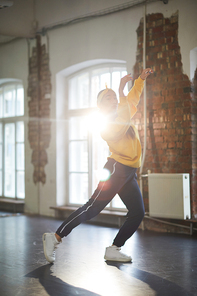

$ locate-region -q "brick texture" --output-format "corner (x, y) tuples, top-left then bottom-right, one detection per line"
(28, 35), (51, 184)
(133, 12), (197, 218)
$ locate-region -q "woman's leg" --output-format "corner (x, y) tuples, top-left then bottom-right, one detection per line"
(56, 159), (137, 238)
(112, 174), (145, 247)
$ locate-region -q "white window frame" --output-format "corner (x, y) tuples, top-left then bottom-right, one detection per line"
(0, 81), (25, 200)
(66, 64), (128, 211)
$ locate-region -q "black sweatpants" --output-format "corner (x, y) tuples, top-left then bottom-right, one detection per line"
(56, 158), (145, 247)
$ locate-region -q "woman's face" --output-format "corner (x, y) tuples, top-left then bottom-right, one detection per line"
(99, 90), (118, 115)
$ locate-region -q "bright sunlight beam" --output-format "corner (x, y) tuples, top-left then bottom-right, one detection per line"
(85, 111), (108, 133)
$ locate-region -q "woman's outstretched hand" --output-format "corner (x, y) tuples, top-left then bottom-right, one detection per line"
(119, 74), (133, 97)
(119, 69), (153, 97)
(140, 68), (154, 80)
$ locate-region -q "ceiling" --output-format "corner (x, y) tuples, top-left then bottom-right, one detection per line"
(0, 0), (164, 45)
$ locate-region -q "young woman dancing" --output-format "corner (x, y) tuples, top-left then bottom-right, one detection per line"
(43, 68), (153, 263)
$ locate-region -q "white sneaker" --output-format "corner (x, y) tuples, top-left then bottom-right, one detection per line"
(104, 246), (132, 262)
(42, 233), (61, 263)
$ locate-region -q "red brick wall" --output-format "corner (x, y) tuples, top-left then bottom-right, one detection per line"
(28, 35), (52, 184)
(133, 12), (197, 218)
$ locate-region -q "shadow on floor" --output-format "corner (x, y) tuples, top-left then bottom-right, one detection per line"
(25, 264), (100, 296)
(106, 261), (193, 296)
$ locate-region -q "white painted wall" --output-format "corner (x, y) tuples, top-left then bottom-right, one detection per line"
(0, 0), (197, 216)
(190, 47), (197, 80)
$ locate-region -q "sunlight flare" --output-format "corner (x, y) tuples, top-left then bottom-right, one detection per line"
(85, 111), (108, 133)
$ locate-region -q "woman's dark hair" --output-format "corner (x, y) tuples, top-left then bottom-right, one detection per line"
(97, 89), (105, 100)
(126, 125), (136, 139)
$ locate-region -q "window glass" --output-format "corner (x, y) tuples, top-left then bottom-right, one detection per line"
(100, 73), (110, 90)
(69, 173), (88, 204)
(0, 83), (24, 118)
(69, 117), (87, 140)
(16, 121), (24, 142)
(69, 141), (88, 172)
(16, 121), (25, 198)
(78, 72), (89, 108)
(112, 194), (125, 208)
(112, 71), (121, 96)
(68, 76), (77, 109)
(16, 143), (24, 170)
(122, 70), (127, 77)
(69, 72), (89, 109)
(16, 86), (24, 116)
(0, 83), (25, 199)
(4, 123), (15, 197)
(4, 85), (16, 117)
(90, 75), (99, 107)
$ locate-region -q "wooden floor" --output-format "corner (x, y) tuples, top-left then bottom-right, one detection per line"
(0, 214), (197, 296)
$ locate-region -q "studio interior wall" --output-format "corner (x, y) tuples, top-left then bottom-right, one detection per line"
(0, 0), (196, 217)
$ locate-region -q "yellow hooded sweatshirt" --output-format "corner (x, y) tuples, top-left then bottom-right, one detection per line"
(100, 76), (144, 168)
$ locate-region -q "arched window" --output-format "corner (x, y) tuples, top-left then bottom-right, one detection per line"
(66, 64), (127, 209)
(0, 81), (25, 199)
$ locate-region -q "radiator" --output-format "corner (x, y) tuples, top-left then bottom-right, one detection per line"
(148, 173), (191, 219)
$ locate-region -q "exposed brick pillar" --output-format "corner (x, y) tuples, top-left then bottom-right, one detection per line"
(133, 12), (196, 217)
(28, 35), (52, 184)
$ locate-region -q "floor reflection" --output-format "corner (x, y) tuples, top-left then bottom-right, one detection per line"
(26, 264), (101, 296)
